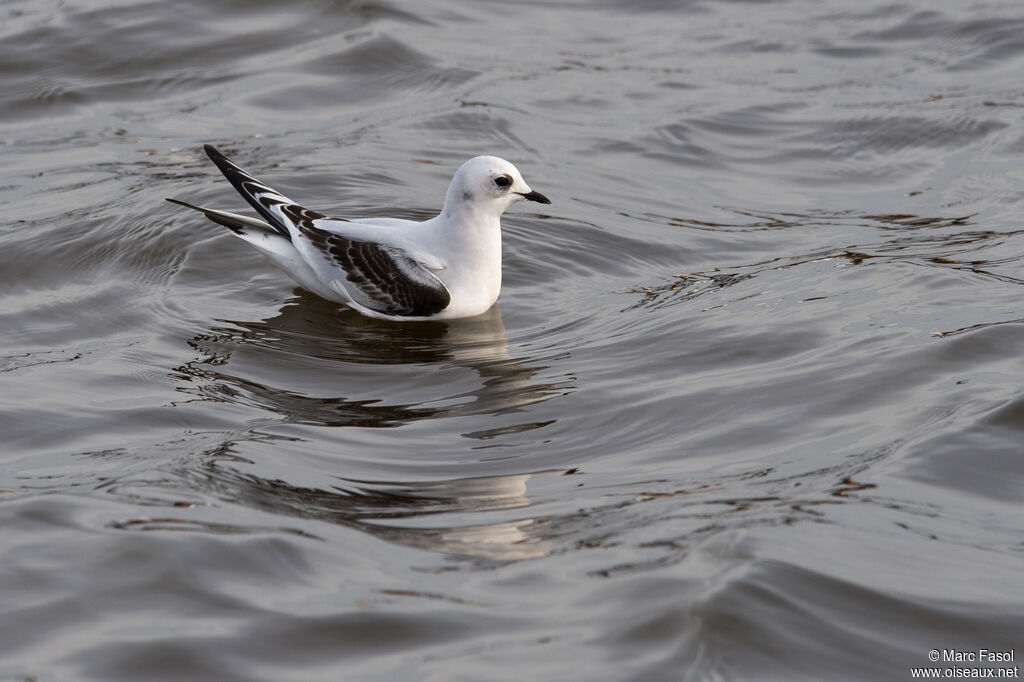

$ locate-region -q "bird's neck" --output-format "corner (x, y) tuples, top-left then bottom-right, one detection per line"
(434, 202), (503, 283)
(439, 201), (503, 239)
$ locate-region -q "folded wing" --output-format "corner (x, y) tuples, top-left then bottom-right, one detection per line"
(284, 205), (451, 317)
(187, 145), (451, 318)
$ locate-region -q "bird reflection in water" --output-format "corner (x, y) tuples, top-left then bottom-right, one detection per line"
(148, 457), (557, 561)
(160, 294), (574, 560)
(173, 293), (572, 429)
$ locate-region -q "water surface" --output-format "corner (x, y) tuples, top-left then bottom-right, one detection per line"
(2, 0), (1023, 679)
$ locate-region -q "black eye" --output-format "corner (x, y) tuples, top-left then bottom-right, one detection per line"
(494, 175), (511, 188)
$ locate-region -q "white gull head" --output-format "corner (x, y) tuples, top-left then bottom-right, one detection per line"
(442, 155), (550, 220)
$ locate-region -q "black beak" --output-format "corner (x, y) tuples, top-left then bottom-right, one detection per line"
(517, 190), (551, 204)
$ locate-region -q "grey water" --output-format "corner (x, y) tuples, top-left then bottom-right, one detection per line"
(1, 0), (1023, 680)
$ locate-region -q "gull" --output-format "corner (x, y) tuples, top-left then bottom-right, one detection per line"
(167, 145), (550, 321)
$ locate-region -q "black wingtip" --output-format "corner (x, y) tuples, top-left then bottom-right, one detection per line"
(166, 196), (249, 235)
(165, 196), (210, 217)
(203, 144), (231, 171)
(203, 143), (221, 160)
(196, 143), (293, 238)
(201, 144), (231, 180)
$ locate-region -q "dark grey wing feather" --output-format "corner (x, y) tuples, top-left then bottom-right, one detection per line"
(165, 198), (273, 235)
(287, 206), (451, 317)
(203, 144), (317, 239)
